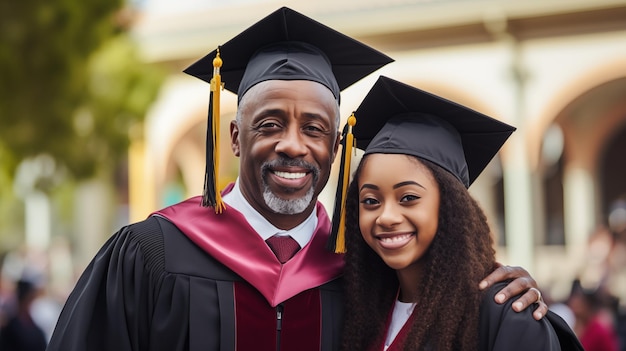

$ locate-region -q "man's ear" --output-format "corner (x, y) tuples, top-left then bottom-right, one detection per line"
(230, 120), (240, 157)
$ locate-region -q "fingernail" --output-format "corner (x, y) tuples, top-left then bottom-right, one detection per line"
(479, 281), (487, 289)
(513, 301), (523, 311)
(535, 312), (542, 319)
(496, 293), (505, 303)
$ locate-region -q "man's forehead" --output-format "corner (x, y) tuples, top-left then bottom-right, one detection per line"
(241, 81), (338, 123)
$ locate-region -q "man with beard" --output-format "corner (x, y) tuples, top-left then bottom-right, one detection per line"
(47, 7), (548, 351)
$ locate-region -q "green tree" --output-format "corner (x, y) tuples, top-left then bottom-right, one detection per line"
(0, 0), (162, 181)
(0, 0), (164, 246)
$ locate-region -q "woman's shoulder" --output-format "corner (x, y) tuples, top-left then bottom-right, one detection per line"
(478, 281), (583, 351)
(479, 281), (560, 350)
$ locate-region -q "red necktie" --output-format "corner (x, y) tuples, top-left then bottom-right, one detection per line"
(266, 235), (300, 263)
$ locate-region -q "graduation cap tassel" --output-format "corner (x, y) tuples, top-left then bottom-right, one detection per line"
(201, 48), (226, 213)
(327, 114), (356, 253)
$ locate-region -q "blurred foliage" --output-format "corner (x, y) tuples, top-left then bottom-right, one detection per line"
(68, 35), (164, 179)
(0, 148), (22, 249)
(0, 0), (164, 183)
(0, 0), (165, 245)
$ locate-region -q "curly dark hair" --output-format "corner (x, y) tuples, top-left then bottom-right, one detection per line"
(340, 156), (497, 351)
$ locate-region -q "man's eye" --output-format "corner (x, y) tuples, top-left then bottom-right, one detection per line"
(259, 122), (280, 129)
(304, 125), (322, 132)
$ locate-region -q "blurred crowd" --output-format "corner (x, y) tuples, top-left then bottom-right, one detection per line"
(549, 200), (626, 351)
(0, 249), (63, 351)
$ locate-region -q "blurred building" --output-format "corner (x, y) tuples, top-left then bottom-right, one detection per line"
(127, 0), (626, 301)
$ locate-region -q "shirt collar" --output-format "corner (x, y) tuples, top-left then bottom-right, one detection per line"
(222, 178), (317, 248)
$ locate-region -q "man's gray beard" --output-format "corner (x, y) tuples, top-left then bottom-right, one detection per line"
(260, 157), (320, 215)
(263, 185), (315, 215)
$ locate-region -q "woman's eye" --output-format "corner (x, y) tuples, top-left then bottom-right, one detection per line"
(360, 197), (379, 206)
(400, 194), (419, 202)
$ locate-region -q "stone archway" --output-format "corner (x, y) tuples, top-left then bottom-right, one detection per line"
(543, 78), (626, 254)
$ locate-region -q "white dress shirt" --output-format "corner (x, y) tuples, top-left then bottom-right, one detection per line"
(222, 178), (318, 248)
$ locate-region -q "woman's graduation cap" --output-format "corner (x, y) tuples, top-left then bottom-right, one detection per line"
(328, 76), (516, 252)
(184, 7), (393, 212)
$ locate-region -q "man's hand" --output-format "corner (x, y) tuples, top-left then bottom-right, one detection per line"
(479, 263), (547, 320)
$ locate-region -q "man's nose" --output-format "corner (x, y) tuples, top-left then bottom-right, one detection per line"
(275, 127), (308, 158)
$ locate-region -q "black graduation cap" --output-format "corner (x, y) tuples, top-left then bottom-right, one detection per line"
(183, 7), (393, 212)
(327, 76), (515, 252)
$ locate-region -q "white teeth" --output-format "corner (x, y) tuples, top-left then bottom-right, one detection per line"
(274, 171), (306, 179)
(380, 234), (412, 243)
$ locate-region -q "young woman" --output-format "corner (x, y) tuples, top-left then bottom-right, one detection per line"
(339, 76), (583, 351)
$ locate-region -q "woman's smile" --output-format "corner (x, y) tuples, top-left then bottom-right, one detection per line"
(375, 232), (416, 250)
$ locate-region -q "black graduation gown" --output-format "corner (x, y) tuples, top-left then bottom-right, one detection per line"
(371, 282), (583, 350)
(46, 195), (345, 351)
(479, 282), (584, 351)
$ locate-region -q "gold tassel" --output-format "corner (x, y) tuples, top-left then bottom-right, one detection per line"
(335, 114), (356, 253)
(211, 50), (226, 213)
(201, 48), (227, 213)
(327, 114), (356, 253)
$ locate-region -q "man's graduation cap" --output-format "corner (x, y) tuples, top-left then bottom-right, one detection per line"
(328, 76), (516, 252)
(184, 7), (393, 212)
